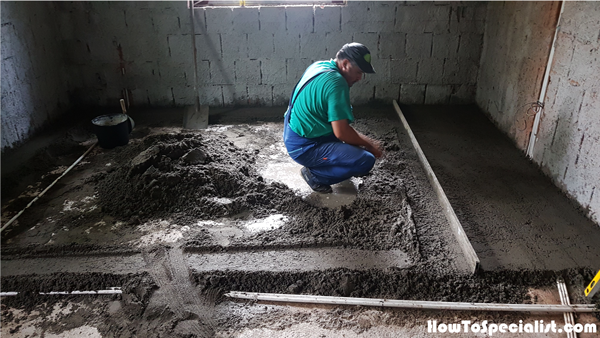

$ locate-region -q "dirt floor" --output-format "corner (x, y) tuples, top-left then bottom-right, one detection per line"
(1, 104), (599, 337)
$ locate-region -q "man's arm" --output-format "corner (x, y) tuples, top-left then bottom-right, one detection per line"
(331, 119), (383, 158)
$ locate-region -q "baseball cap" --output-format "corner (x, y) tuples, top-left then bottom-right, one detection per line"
(339, 42), (375, 74)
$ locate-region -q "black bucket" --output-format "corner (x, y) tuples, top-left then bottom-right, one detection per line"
(92, 114), (133, 149)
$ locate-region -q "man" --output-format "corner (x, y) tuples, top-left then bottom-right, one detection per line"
(283, 42), (383, 193)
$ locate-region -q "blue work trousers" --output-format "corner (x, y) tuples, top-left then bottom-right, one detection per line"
(283, 110), (376, 186)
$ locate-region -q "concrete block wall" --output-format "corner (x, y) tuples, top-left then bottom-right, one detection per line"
(531, 2), (600, 225)
(476, 2), (560, 150)
(1, 2), (70, 152)
(54, 1), (486, 107)
(477, 1), (600, 225)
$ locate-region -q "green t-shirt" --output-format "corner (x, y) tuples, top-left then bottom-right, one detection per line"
(288, 60), (354, 138)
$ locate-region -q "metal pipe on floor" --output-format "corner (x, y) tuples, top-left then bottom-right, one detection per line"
(1, 287), (122, 297)
(1, 142), (98, 233)
(226, 291), (597, 313)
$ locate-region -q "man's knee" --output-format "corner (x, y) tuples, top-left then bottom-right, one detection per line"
(355, 151), (376, 174)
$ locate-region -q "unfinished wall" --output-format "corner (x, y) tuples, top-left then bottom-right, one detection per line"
(56, 1), (486, 107)
(1, 2), (70, 152)
(477, 1), (600, 225)
(531, 2), (600, 225)
(476, 1), (560, 150)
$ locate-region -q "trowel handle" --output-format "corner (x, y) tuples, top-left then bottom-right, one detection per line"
(120, 99), (127, 114)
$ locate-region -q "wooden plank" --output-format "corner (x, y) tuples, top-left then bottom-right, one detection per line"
(392, 100), (481, 274)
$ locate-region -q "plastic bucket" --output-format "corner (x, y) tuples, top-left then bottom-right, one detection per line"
(92, 114), (132, 149)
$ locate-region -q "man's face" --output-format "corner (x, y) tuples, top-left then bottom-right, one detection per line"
(340, 60), (364, 87)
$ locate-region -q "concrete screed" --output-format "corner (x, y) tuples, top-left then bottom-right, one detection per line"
(1, 105), (599, 337)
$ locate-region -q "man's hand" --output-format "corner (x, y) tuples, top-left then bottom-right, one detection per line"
(331, 119), (384, 158)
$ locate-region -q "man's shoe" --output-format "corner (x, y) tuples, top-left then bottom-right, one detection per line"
(300, 167), (332, 193)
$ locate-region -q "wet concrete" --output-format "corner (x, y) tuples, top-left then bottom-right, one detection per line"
(402, 105), (600, 271)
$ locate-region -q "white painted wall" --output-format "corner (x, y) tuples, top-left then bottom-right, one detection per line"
(1, 2), (70, 151)
(477, 1), (600, 225)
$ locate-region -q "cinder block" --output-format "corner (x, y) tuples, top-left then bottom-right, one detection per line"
(192, 60), (211, 86)
(172, 85), (194, 106)
(273, 32), (300, 58)
(374, 84), (400, 102)
(399, 84), (426, 104)
(460, 59), (479, 84)
(286, 7), (313, 34)
(248, 32), (274, 59)
(406, 33), (433, 58)
(122, 35), (170, 61)
(150, 7), (186, 35)
(220, 33), (247, 59)
(442, 58), (460, 84)
(191, 8), (207, 33)
(395, 5), (428, 33)
(457, 33), (483, 62)
(424, 85), (452, 104)
(209, 59), (235, 85)
(449, 84), (476, 104)
(315, 6), (341, 33)
(286, 58), (313, 83)
(248, 85), (273, 106)
(195, 33), (222, 60)
(390, 58), (418, 84)
(432, 33), (459, 58)
(300, 33), (329, 59)
(235, 59), (261, 85)
(233, 7), (259, 33)
(324, 31), (355, 56)
(422, 5), (450, 34)
(350, 84), (375, 105)
(273, 84), (292, 105)
(169, 34), (193, 63)
(205, 7), (234, 33)
(417, 58), (444, 84)
(261, 58), (287, 85)
(343, 2), (395, 33)
(222, 84), (247, 105)
(259, 7), (285, 33)
(86, 37), (119, 64)
(379, 32), (405, 59)
(126, 8), (157, 36)
(363, 59), (390, 86)
(199, 85), (223, 106)
(352, 33), (379, 57)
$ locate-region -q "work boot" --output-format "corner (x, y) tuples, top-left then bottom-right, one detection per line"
(300, 167), (332, 193)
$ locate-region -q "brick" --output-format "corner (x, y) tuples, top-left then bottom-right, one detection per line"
(220, 33), (247, 59)
(222, 84), (247, 105)
(432, 33), (459, 58)
(248, 85), (273, 106)
(315, 6), (341, 33)
(273, 84), (292, 105)
(209, 59), (235, 85)
(457, 33), (483, 62)
(390, 58), (418, 84)
(274, 32), (301, 58)
(205, 7), (234, 33)
(286, 58), (312, 83)
(424, 84), (452, 104)
(259, 7), (285, 33)
(194, 33), (222, 60)
(352, 33), (379, 57)
(406, 33), (432, 58)
(417, 58), (444, 84)
(248, 32), (274, 59)
(399, 84), (426, 104)
(261, 58), (287, 85)
(235, 59), (261, 85)
(449, 84), (476, 104)
(286, 7), (313, 34)
(233, 7), (259, 32)
(379, 32), (405, 59)
(324, 31), (355, 56)
(374, 84), (400, 102)
(199, 85), (223, 106)
(350, 84), (374, 105)
(300, 33), (329, 59)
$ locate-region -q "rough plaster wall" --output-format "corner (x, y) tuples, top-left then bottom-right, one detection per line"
(531, 2), (600, 225)
(476, 1), (559, 150)
(1, 2), (70, 152)
(57, 1), (486, 107)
